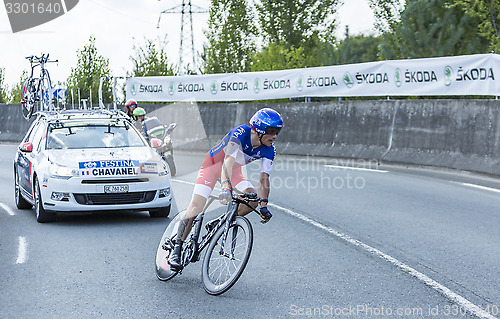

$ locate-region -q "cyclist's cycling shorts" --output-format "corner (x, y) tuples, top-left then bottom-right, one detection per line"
(193, 152), (254, 199)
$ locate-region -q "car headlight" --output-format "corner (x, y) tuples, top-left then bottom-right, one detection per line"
(159, 161), (169, 176)
(50, 163), (78, 179)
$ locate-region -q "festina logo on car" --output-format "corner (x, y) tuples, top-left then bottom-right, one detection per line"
(79, 160), (139, 169)
(79, 160), (140, 176)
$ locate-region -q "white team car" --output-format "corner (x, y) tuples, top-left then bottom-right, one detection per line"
(14, 109), (172, 222)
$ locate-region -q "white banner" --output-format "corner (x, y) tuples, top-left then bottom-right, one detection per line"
(126, 54), (500, 102)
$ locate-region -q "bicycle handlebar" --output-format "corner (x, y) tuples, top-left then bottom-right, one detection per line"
(25, 54), (58, 64)
(236, 192), (260, 201)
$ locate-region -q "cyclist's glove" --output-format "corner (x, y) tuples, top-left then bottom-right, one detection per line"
(218, 188), (232, 204)
(259, 206), (272, 224)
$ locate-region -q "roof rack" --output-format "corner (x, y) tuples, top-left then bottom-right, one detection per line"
(36, 108), (130, 122)
(33, 76), (127, 116)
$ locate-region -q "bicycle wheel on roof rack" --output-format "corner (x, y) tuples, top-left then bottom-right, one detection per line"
(21, 79), (35, 120)
(39, 70), (53, 112)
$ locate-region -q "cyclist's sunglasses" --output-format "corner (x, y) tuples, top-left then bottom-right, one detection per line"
(265, 127), (281, 136)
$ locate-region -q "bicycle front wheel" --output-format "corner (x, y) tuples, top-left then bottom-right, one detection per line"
(201, 216), (253, 295)
(155, 212), (184, 281)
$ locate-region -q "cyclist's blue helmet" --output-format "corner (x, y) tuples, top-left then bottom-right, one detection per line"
(250, 108), (283, 135)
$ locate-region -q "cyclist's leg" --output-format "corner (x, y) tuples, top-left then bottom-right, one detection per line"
(175, 154), (220, 241)
(168, 154), (220, 269)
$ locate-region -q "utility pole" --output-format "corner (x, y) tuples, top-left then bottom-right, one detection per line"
(157, 0), (207, 74)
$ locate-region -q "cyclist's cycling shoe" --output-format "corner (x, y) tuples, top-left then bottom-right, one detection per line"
(167, 242), (183, 271)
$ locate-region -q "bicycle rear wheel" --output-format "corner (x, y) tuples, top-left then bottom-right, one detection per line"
(155, 212), (184, 281)
(21, 79), (34, 119)
(201, 216), (253, 295)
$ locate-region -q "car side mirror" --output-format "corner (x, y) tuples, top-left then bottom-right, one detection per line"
(166, 123), (177, 134)
(19, 142), (33, 152)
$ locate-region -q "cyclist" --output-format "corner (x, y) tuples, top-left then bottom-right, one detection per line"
(168, 108), (283, 270)
(125, 99), (138, 119)
(133, 107), (149, 140)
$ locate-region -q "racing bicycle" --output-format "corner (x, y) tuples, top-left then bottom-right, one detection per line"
(155, 192), (266, 295)
(21, 54), (58, 119)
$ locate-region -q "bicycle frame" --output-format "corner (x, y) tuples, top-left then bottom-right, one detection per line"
(175, 193), (261, 269)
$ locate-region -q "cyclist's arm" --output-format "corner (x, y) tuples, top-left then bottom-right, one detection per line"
(220, 140), (241, 188)
(258, 172), (270, 208)
(220, 154), (236, 188)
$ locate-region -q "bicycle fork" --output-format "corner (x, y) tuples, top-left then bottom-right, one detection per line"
(219, 202), (239, 260)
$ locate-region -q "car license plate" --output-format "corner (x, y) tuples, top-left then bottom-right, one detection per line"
(104, 185), (129, 193)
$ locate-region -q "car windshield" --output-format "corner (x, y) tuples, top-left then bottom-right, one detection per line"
(46, 119), (146, 149)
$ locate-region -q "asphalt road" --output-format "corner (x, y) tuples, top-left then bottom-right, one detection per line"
(1, 143), (499, 319)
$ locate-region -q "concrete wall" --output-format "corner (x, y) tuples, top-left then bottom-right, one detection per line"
(1, 100), (500, 175)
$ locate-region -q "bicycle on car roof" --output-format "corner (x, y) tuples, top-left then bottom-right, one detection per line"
(21, 53), (58, 119)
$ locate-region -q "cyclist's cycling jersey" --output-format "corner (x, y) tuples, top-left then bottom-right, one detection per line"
(193, 125), (276, 198)
(209, 124), (275, 175)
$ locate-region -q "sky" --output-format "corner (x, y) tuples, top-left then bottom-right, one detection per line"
(0, 0), (375, 90)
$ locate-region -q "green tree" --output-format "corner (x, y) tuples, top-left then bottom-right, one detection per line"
(0, 68), (7, 103)
(203, 0), (257, 74)
(368, 0), (405, 33)
(8, 71), (26, 104)
(320, 26), (383, 66)
(395, 0), (488, 58)
(256, 0), (341, 49)
(367, 0), (405, 60)
(455, 0), (500, 52)
(67, 36), (112, 105)
(130, 37), (175, 77)
(250, 43), (308, 71)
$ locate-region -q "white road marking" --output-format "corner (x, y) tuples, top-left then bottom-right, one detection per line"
(0, 203), (15, 216)
(271, 204), (497, 319)
(172, 178), (497, 319)
(324, 165), (388, 173)
(16, 236), (28, 264)
(171, 178), (198, 186)
(455, 182), (500, 194)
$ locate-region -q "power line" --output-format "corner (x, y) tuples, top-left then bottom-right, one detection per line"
(157, 0), (207, 74)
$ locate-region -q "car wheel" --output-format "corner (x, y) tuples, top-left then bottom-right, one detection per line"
(149, 205), (171, 218)
(34, 178), (56, 223)
(14, 169), (32, 209)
